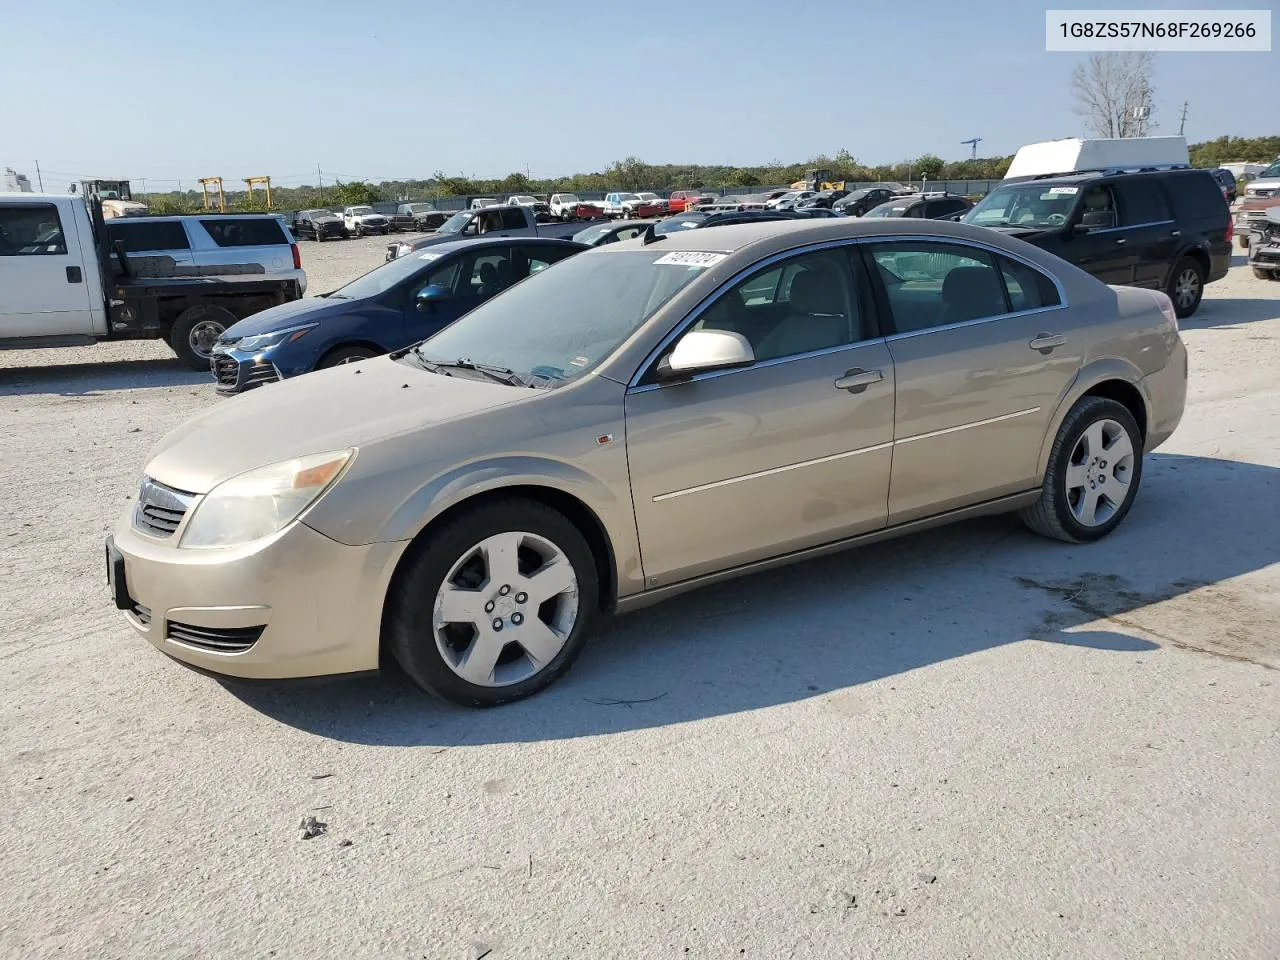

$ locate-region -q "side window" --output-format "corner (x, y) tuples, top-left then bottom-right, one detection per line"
(475, 211), (503, 234)
(0, 204), (67, 256)
(997, 255), (1062, 312)
(692, 248), (864, 363)
(906, 203), (926, 218)
(200, 218), (288, 247)
(519, 243), (577, 276)
(106, 220), (191, 252)
(1078, 184), (1117, 221)
(869, 242), (1008, 334)
(1116, 180), (1172, 225)
(500, 207), (527, 230)
(469, 251), (513, 294)
(416, 259), (462, 297)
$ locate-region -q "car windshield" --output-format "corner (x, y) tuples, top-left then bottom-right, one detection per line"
(438, 212), (472, 234)
(304, 210), (331, 218)
(1257, 161), (1280, 179)
(618, 193), (640, 202)
(410, 250), (708, 384)
(557, 194), (580, 203)
(349, 206), (375, 215)
(572, 223), (615, 244)
(405, 203), (432, 213)
(653, 215), (707, 235)
(963, 183), (1080, 228)
(329, 249), (438, 300)
(864, 202), (909, 218)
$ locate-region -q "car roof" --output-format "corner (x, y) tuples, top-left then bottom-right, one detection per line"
(617, 215), (1017, 254)
(417, 236), (585, 256)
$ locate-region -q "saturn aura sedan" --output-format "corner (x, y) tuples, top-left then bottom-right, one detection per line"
(106, 218), (1187, 706)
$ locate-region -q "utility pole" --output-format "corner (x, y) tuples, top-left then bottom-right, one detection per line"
(34, 161), (44, 192)
(317, 163), (324, 203)
(1178, 101), (1189, 137)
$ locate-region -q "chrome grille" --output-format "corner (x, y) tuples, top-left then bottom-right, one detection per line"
(212, 354), (240, 388)
(133, 477), (196, 538)
(167, 620), (264, 652)
(242, 359), (281, 388)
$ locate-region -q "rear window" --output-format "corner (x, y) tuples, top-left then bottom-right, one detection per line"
(106, 220), (191, 252)
(1163, 171), (1228, 222)
(199, 218), (289, 247)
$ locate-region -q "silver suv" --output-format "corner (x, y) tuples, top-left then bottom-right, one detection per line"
(104, 215), (307, 295)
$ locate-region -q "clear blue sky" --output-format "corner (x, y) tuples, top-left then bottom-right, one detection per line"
(2, 0), (1275, 191)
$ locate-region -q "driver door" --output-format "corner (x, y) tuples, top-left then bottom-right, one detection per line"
(404, 245), (516, 340)
(624, 246), (895, 587)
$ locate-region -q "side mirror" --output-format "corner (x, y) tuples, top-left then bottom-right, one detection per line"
(1075, 209), (1116, 232)
(415, 284), (449, 312)
(661, 329), (755, 379)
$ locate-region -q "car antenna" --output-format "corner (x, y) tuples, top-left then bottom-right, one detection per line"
(641, 222), (664, 244)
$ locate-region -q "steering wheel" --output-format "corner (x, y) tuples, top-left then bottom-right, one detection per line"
(1045, 212), (1067, 226)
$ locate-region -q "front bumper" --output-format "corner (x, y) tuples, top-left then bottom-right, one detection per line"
(211, 349), (284, 395)
(1248, 240), (1280, 272)
(109, 512), (405, 680)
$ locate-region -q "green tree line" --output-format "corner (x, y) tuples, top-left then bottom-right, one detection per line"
(139, 135), (1279, 214)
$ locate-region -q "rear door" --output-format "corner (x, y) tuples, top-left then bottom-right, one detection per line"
(192, 217), (291, 276)
(0, 200), (96, 338)
(1114, 178), (1177, 287)
(866, 239), (1081, 522)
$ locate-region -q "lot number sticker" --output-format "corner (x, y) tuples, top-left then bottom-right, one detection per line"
(1047, 186), (1079, 195)
(653, 251), (727, 267)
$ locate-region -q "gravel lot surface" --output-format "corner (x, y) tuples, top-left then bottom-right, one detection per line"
(1, 239), (1277, 959)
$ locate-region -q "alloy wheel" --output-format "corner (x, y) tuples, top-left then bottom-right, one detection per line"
(1065, 418), (1136, 527)
(1174, 267), (1201, 310)
(432, 531), (580, 687)
(187, 320), (226, 360)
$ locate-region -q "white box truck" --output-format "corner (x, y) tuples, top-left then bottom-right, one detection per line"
(1004, 137), (1190, 181)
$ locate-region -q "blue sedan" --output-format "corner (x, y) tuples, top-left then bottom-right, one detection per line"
(210, 237), (587, 395)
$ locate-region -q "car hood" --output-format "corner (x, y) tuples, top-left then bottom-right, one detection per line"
(145, 355), (527, 494)
(1245, 177), (1280, 194)
(982, 225), (1053, 241)
(220, 296), (357, 338)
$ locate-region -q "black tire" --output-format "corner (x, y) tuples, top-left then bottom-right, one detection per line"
(1238, 235), (1251, 250)
(1019, 396), (1144, 544)
(315, 231), (324, 243)
(169, 304), (237, 371)
(1253, 266), (1278, 281)
(386, 497), (600, 706)
(317, 344), (379, 368)
(1165, 256), (1205, 319)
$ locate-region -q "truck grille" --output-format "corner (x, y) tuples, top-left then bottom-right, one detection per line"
(167, 620), (265, 652)
(133, 478), (196, 538)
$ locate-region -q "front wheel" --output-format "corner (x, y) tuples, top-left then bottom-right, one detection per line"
(1238, 235), (1251, 250)
(317, 344), (378, 368)
(386, 498), (600, 706)
(1253, 266), (1279, 281)
(1020, 397), (1144, 543)
(1166, 256), (1205, 318)
(169, 304), (236, 371)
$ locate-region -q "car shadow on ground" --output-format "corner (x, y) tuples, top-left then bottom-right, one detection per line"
(225, 453), (1279, 745)
(1181, 295), (1280, 330)
(0, 359), (208, 396)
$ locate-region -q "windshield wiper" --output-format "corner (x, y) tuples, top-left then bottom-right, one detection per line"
(416, 355), (528, 387)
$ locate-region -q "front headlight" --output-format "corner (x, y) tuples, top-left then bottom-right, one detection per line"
(179, 450), (354, 549)
(236, 323), (318, 353)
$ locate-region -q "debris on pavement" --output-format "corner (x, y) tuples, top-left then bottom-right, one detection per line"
(298, 815), (327, 840)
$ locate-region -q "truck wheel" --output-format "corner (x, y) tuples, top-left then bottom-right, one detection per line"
(1165, 257), (1205, 319)
(1253, 267), (1278, 281)
(1238, 235), (1251, 249)
(170, 305), (236, 371)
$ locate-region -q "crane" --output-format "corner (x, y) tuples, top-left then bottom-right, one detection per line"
(961, 137), (983, 160)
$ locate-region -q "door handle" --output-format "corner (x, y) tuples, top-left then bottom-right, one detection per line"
(66, 265), (83, 283)
(833, 368), (883, 393)
(1114, 237), (1126, 245)
(1029, 333), (1067, 353)
(1170, 229), (1181, 237)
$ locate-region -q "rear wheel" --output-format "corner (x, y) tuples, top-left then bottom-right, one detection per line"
(317, 344), (378, 368)
(169, 304), (236, 371)
(1166, 257), (1205, 318)
(387, 498), (599, 706)
(1020, 397), (1143, 543)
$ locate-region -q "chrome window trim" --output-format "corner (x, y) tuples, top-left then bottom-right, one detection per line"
(1087, 218), (1176, 234)
(625, 233), (1070, 391)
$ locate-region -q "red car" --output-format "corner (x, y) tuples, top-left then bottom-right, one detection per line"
(669, 190), (710, 213)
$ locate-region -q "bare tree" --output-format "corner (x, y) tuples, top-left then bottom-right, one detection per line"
(1071, 52), (1158, 138)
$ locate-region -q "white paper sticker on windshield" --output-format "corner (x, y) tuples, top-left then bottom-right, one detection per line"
(1047, 186), (1079, 195)
(418, 252), (442, 260)
(653, 251), (727, 267)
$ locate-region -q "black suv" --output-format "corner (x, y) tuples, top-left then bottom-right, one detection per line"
(863, 193), (974, 220)
(963, 168), (1230, 318)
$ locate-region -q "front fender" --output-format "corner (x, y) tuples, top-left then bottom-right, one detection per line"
(1034, 357), (1151, 481)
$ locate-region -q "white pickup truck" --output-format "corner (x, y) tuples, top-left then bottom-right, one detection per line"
(342, 205), (391, 236)
(0, 192), (304, 369)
